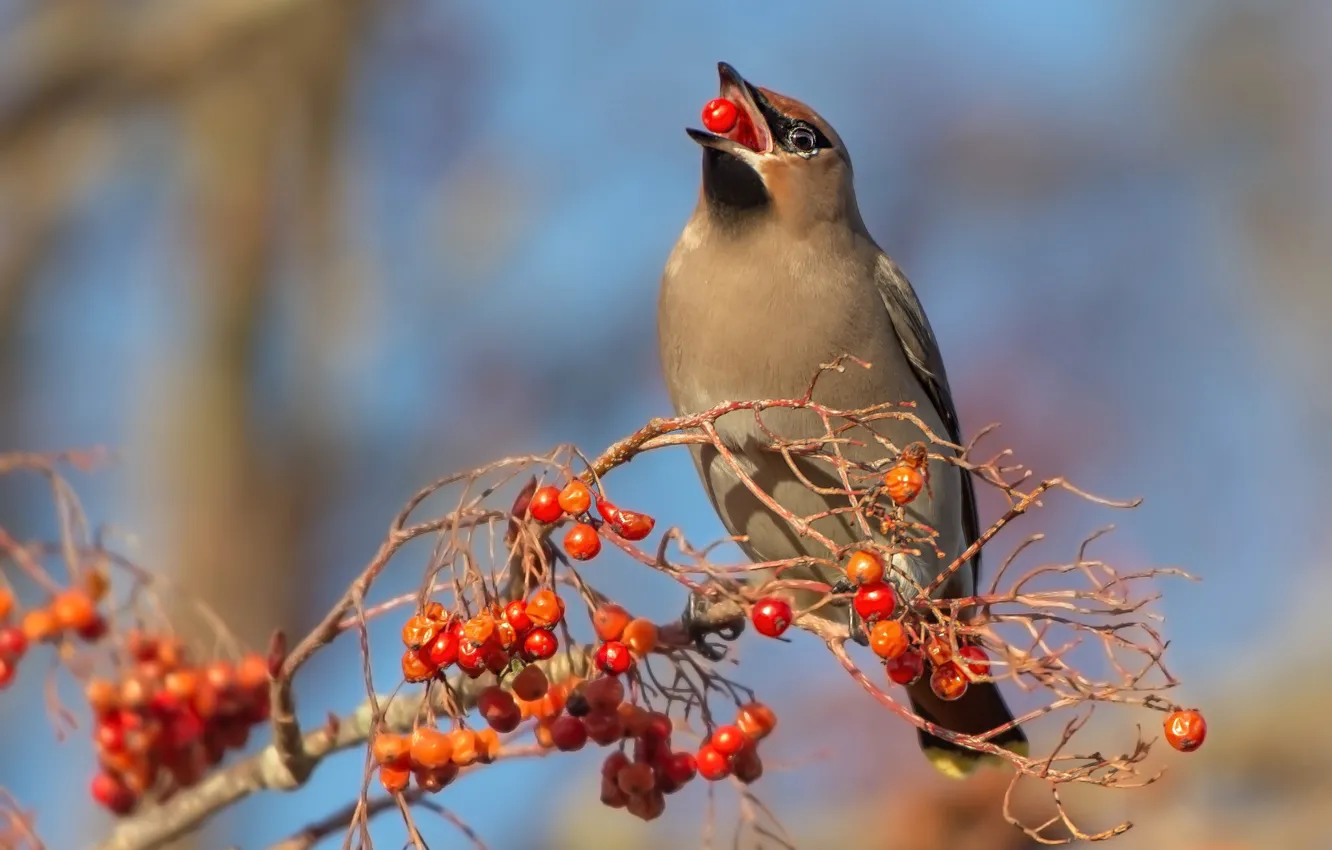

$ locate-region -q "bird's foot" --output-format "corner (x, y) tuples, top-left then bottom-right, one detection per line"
(679, 591), (745, 662)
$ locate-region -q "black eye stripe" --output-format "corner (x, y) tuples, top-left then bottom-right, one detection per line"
(748, 88), (835, 154)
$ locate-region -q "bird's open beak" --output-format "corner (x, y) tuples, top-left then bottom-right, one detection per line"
(686, 62), (774, 160)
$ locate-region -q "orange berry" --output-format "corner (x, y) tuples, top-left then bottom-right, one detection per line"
(929, 662), (968, 702)
(0, 587), (14, 620)
(924, 637), (953, 667)
(164, 670), (200, 702)
(372, 731), (410, 767)
(534, 719), (556, 749)
(563, 523), (601, 561)
(21, 608), (60, 643)
(400, 648), (435, 683)
(449, 728), (480, 766)
(511, 664), (549, 702)
(869, 620), (909, 660)
(51, 588), (98, 632)
(592, 603), (631, 642)
(557, 480), (593, 515)
(236, 653), (269, 692)
(735, 702), (777, 741)
(1164, 708), (1206, 752)
(495, 620), (519, 651)
(462, 612), (496, 645)
(378, 763), (410, 794)
(86, 678), (120, 715)
(409, 727), (454, 769)
(885, 463), (924, 506)
(475, 727), (502, 761)
(525, 589), (565, 629)
(401, 614), (437, 650)
(621, 618), (659, 657)
(535, 681), (569, 721)
(845, 550), (885, 586)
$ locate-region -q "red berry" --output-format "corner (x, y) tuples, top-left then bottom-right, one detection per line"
(958, 645), (990, 677)
(481, 642), (510, 675)
(751, 597), (793, 638)
(595, 496), (620, 524)
(930, 662), (968, 702)
(641, 711), (673, 744)
(1164, 708), (1206, 752)
(563, 523), (602, 561)
(611, 509), (655, 541)
(529, 486), (564, 523)
(710, 724), (746, 757)
(603, 750), (631, 779)
(660, 750), (697, 787)
(885, 650), (924, 685)
(455, 639), (488, 678)
(853, 582), (898, 624)
(502, 600), (532, 634)
(550, 715), (588, 752)
(584, 709), (625, 745)
(696, 743), (731, 780)
(478, 686), (522, 733)
(615, 761), (657, 796)
(558, 480), (593, 515)
(522, 628), (558, 661)
(0, 625), (28, 660)
(426, 628), (459, 669)
(701, 98), (739, 134)
(595, 641), (633, 676)
(0, 657), (15, 688)
(91, 771), (137, 815)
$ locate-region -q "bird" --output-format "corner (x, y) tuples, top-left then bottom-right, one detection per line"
(657, 62), (1028, 778)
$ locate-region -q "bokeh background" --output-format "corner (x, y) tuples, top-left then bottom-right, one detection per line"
(3, 1), (1331, 848)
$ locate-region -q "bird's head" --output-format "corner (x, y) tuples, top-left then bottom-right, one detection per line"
(687, 62), (859, 230)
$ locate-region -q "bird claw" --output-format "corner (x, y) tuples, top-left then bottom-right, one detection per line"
(679, 591), (744, 661)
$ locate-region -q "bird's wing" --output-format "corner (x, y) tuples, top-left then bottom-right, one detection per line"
(872, 253), (980, 595)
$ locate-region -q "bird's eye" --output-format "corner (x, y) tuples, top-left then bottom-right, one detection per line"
(788, 125), (818, 153)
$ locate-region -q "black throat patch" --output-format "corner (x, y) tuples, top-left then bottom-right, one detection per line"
(701, 147), (769, 217)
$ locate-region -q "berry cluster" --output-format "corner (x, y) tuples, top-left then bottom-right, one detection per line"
(591, 603), (658, 676)
(527, 479), (656, 562)
(399, 590), (569, 684)
(372, 722), (502, 794)
(747, 550), (995, 704)
(87, 635), (272, 816)
(0, 581), (108, 687)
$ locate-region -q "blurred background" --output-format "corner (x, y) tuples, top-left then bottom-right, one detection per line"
(2, 0), (1331, 848)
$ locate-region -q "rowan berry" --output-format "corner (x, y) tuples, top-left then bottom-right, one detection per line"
(1164, 708), (1206, 752)
(751, 597), (792, 638)
(558, 479), (593, 515)
(563, 523), (602, 560)
(529, 486), (564, 523)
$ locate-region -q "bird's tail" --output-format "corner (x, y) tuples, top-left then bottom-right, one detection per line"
(906, 678), (1028, 779)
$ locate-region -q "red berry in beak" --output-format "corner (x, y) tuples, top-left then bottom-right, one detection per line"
(702, 98), (739, 134)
